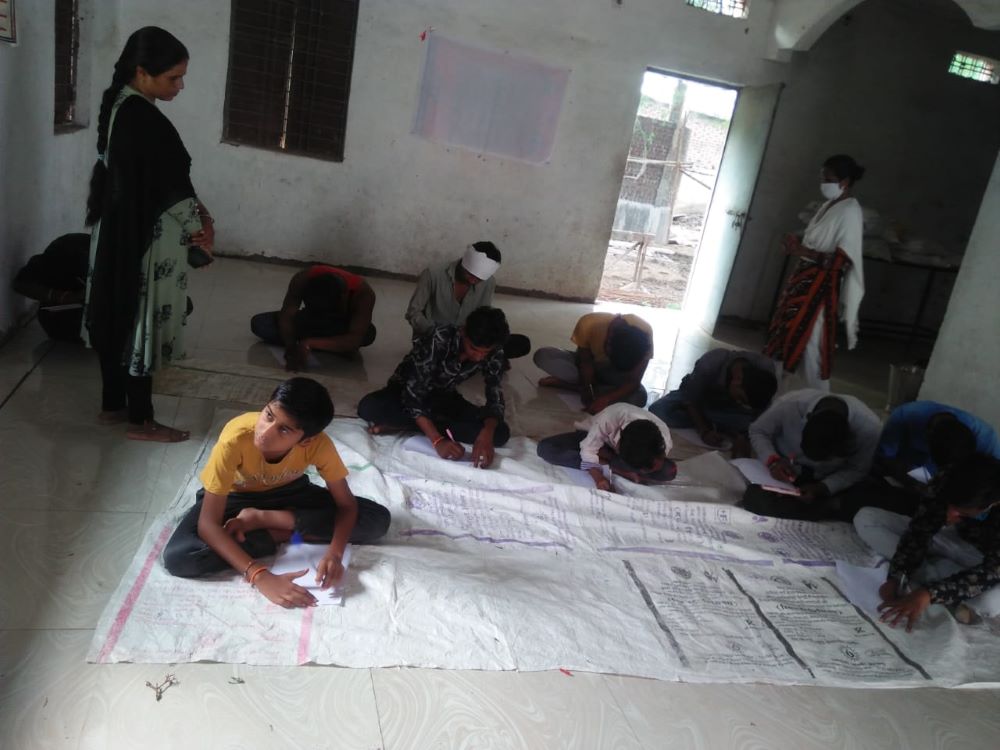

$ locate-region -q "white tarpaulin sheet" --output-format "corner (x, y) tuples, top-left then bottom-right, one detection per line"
(89, 417), (1000, 687)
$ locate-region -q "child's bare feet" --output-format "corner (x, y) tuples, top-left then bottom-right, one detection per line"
(224, 508), (263, 542)
(98, 408), (129, 425)
(126, 420), (190, 443)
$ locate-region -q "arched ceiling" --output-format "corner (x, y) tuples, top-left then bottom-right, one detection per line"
(766, 0), (1000, 61)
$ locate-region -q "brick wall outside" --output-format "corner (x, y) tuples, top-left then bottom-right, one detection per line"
(685, 111), (728, 172)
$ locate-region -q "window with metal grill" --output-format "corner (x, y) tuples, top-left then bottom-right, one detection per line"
(947, 51), (999, 85)
(54, 0), (81, 130)
(685, 0), (750, 20)
(223, 0), (359, 161)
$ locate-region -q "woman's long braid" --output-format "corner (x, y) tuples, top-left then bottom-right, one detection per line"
(86, 61), (131, 225)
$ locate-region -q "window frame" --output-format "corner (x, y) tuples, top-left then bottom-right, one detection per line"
(222, 0), (360, 162)
(54, 0), (84, 132)
(684, 0), (750, 20)
(947, 51), (1000, 85)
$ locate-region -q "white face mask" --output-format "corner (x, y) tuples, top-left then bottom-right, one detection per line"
(820, 182), (844, 200)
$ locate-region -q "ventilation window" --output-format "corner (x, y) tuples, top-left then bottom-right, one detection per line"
(947, 52), (999, 84)
(685, 0), (750, 19)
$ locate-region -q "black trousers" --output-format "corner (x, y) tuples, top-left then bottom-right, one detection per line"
(251, 310), (377, 349)
(162, 476), (392, 578)
(834, 476), (920, 519)
(97, 347), (154, 424)
(357, 385), (511, 446)
(741, 473), (921, 523)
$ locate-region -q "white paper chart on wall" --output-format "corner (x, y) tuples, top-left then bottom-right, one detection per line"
(412, 33), (570, 164)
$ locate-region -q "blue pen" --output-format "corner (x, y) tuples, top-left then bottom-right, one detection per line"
(290, 530), (304, 546)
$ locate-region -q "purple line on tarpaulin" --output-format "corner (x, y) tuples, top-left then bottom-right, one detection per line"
(600, 546), (775, 566)
(781, 559), (837, 568)
(400, 528), (572, 549)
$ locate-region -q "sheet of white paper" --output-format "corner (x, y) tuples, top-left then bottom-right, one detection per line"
(730, 458), (799, 494)
(403, 434), (474, 463)
(271, 543), (352, 605)
(268, 345), (320, 369)
(673, 427), (732, 451)
(835, 560), (888, 616)
(908, 466), (931, 484)
(556, 392), (584, 411)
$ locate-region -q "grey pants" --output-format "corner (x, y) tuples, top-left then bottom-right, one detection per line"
(533, 347), (647, 407)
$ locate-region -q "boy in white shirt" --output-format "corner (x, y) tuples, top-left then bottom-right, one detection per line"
(537, 402), (675, 491)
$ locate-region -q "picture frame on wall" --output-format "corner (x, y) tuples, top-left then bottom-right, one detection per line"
(0, 0), (16, 44)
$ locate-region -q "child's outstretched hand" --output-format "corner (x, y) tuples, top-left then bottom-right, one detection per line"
(315, 553), (345, 590)
(877, 588), (931, 632)
(256, 569), (317, 608)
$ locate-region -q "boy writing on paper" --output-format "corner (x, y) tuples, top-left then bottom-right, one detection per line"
(163, 377), (391, 608)
(855, 454), (1000, 629)
(648, 347), (778, 455)
(357, 306), (512, 468)
(838, 402), (997, 518)
(537, 403), (676, 491)
(740, 389), (880, 522)
(534, 312), (653, 414)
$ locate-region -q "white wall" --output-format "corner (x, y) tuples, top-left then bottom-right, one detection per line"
(721, 0), (1000, 322)
(6, 0), (998, 341)
(920, 151), (1000, 426)
(100, 0), (789, 305)
(0, 0), (118, 337)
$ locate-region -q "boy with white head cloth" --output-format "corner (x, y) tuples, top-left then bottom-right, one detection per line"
(406, 241), (531, 359)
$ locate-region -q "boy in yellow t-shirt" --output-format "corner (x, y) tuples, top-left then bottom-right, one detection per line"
(163, 377), (390, 608)
(533, 312), (653, 414)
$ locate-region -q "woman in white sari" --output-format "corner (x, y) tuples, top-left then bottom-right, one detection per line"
(765, 155), (865, 391)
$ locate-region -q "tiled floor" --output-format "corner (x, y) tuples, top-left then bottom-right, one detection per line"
(1, 257), (997, 749)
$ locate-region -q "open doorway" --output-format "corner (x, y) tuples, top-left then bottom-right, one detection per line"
(598, 70), (737, 309)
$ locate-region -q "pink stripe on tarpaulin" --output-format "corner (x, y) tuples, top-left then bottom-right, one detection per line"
(97, 523), (175, 663)
(297, 606), (315, 664)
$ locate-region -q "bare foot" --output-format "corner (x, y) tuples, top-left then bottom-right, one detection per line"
(126, 420), (190, 443)
(98, 408), (129, 425)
